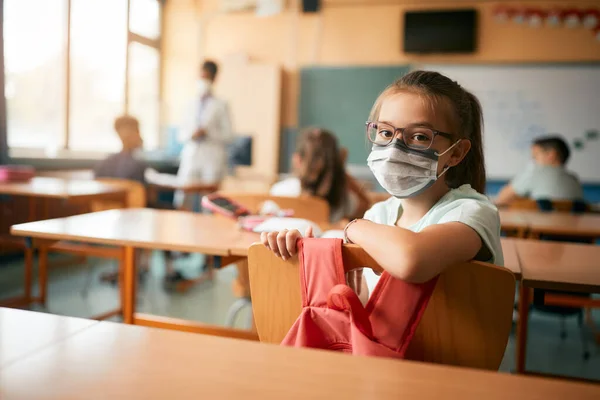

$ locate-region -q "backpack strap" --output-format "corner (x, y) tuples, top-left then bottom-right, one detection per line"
(327, 284), (374, 338)
(365, 272), (438, 354)
(298, 238), (346, 308)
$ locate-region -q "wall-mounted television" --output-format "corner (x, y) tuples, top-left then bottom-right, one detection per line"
(404, 9), (477, 54)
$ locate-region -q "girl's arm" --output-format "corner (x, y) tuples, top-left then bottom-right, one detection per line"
(261, 218), (483, 284)
(345, 219), (483, 283)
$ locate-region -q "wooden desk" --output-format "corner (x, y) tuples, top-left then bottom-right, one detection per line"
(524, 212), (600, 239)
(0, 177), (126, 203)
(500, 238), (522, 280)
(517, 241), (600, 294)
(0, 308), (97, 369)
(514, 240), (600, 375)
(10, 209), (246, 324)
(0, 177), (127, 308)
(499, 210), (530, 237)
(2, 309), (599, 399)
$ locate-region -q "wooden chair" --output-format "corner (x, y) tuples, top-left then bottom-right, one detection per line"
(217, 193), (330, 328)
(248, 243), (516, 370)
(508, 197), (589, 213)
(218, 193), (330, 222)
(91, 178), (147, 210)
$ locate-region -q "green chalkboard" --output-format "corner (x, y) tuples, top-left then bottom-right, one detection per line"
(298, 65), (411, 164)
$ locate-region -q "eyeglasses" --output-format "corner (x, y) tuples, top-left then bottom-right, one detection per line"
(366, 121), (454, 150)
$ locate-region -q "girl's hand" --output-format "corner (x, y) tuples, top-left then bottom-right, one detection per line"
(261, 226), (314, 260)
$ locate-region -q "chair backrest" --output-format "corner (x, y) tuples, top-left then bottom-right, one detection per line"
(508, 198), (539, 211)
(219, 192), (330, 222)
(92, 178), (147, 211)
(511, 197), (589, 213)
(248, 243), (515, 370)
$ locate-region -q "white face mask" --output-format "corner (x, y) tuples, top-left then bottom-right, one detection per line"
(367, 139), (461, 198)
(197, 78), (212, 96)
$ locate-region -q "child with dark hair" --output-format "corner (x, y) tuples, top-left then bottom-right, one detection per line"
(496, 135), (583, 206)
(270, 128), (370, 223)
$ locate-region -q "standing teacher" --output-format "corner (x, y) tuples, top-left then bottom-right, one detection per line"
(175, 60), (233, 210)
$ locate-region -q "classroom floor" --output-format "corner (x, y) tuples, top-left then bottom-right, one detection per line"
(0, 253), (599, 381)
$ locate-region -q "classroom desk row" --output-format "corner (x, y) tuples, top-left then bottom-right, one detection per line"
(502, 237), (600, 376)
(9, 208), (259, 326)
(2, 308), (599, 399)
(500, 209), (600, 239)
(8, 209), (600, 377)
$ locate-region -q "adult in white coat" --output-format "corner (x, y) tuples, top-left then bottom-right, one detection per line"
(175, 60), (233, 209)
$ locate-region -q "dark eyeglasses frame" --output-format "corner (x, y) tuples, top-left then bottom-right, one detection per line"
(365, 121), (454, 150)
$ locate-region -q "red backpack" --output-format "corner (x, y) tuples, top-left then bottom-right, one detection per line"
(282, 238), (438, 358)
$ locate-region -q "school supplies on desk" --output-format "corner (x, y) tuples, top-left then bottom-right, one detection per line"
(0, 165), (35, 182)
(202, 194), (251, 218)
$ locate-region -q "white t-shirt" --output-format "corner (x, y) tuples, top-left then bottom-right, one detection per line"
(270, 177), (358, 223)
(511, 163), (584, 201)
(362, 184), (504, 293)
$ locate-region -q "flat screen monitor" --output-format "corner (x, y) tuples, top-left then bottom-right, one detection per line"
(404, 9), (477, 53)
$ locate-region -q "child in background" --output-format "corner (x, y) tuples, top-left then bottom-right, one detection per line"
(94, 116), (146, 183)
(95, 115), (185, 287)
(262, 71), (503, 300)
(495, 136), (584, 206)
(270, 128), (370, 224)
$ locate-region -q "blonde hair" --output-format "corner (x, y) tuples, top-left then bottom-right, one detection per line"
(369, 70), (486, 193)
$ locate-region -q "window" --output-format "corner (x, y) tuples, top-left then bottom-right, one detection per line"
(4, 0), (67, 150)
(129, 0), (160, 40)
(4, 0), (162, 155)
(128, 42), (160, 150)
(69, 0), (127, 152)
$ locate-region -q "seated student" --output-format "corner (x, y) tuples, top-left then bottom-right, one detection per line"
(261, 71), (503, 302)
(95, 115), (146, 183)
(495, 136), (584, 206)
(95, 115), (186, 286)
(270, 128), (370, 224)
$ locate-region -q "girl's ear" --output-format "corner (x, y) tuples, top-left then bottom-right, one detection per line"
(448, 139), (471, 167)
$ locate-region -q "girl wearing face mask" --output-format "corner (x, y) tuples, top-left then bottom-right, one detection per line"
(175, 60), (234, 210)
(261, 70), (503, 299)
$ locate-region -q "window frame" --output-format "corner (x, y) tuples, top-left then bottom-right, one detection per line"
(7, 0), (163, 158)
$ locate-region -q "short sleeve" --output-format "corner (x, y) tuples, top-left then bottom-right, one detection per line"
(363, 197), (399, 225)
(511, 164), (535, 197)
(437, 199), (504, 266)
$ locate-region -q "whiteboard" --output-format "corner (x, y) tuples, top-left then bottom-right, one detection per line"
(421, 64), (600, 183)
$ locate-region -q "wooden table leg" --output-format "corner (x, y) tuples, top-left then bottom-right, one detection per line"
(38, 243), (49, 306)
(24, 244), (33, 304)
(121, 246), (137, 324)
(516, 283), (531, 374)
(27, 197), (36, 222)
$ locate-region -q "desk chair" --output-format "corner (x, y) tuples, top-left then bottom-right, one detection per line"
(248, 243), (516, 370)
(219, 193), (330, 328)
(218, 193), (330, 222)
(530, 198), (594, 360)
